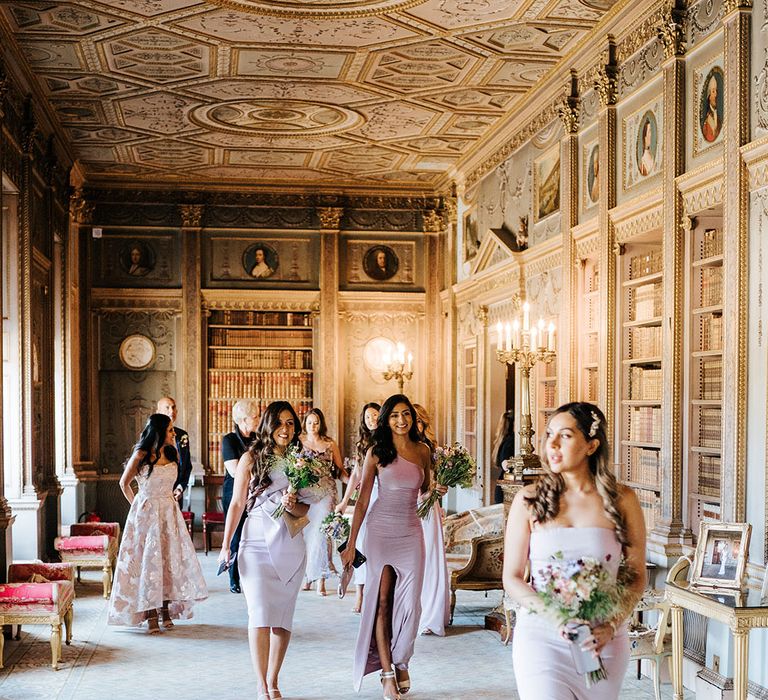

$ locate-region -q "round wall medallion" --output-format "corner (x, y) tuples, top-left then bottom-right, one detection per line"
(119, 334), (156, 370)
(189, 99), (364, 137)
(206, 0), (427, 18)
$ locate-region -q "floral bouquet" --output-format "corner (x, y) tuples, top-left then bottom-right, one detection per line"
(532, 551), (625, 687)
(416, 442), (476, 519)
(320, 511), (351, 544)
(270, 444), (330, 521)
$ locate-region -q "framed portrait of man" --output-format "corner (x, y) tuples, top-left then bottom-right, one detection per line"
(242, 243), (279, 279)
(694, 59), (725, 155)
(119, 241), (155, 277)
(363, 245), (399, 281)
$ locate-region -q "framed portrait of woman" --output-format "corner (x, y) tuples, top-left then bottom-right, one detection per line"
(623, 97), (664, 192)
(242, 242), (279, 279)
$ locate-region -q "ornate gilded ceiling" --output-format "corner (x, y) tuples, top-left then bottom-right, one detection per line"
(0, 0), (617, 192)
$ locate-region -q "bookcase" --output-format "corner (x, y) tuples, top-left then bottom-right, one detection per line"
(206, 309), (314, 474)
(462, 343), (477, 459)
(580, 258), (600, 403)
(618, 241), (663, 532)
(687, 219), (723, 535)
(536, 320), (558, 445)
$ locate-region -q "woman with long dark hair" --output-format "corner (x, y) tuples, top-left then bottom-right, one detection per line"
(109, 413), (207, 632)
(342, 395), (444, 700)
(503, 402), (646, 699)
(300, 407), (346, 595)
(413, 403), (450, 637)
(491, 410), (516, 504)
(218, 401), (320, 700)
(336, 402), (381, 612)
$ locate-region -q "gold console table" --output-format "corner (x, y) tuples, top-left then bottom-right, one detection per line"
(666, 581), (768, 700)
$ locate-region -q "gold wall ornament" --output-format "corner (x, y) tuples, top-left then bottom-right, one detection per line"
(69, 189), (94, 225)
(317, 206), (344, 229)
(179, 204), (204, 228)
(594, 66), (618, 107)
(722, 0), (753, 14)
(422, 209), (444, 233)
(557, 97), (580, 134)
(656, 0), (686, 59)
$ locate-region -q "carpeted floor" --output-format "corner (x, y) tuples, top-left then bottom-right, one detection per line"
(0, 554), (690, 700)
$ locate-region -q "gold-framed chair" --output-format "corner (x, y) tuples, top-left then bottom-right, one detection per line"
(449, 532), (505, 624)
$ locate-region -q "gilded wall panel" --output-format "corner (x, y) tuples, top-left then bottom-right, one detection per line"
(687, 0), (725, 48)
(751, 0), (768, 139)
(340, 235), (423, 291)
(91, 230), (181, 288)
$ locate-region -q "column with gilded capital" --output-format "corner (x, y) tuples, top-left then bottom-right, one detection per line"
(720, 0), (751, 522)
(650, 0), (690, 562)
(180, 204), (204, 477)
(317, 207), (343, 436)
(594, 41), (618, 435)
(423, 205), (445, 426)
(558, 73), (580, 402)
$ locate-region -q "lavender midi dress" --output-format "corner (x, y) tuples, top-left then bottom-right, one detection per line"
(352, 456), (425, 691)
(512, 527), (630, 699)
(418, 501), (450, 635)
(238, 470), (316, 630)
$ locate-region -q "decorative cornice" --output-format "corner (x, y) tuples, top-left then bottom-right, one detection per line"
(657, 1), (687, 58)
(422, 209), (444, 233)
(317, 206), (344, 229)
(90, 288), (183, 312)
(69, 188), (95, 225)
(575, 234), (600, 260)
(179, 204), (204, 228)
(201, 288), (320, 312)
(611, 197), (664, 243)
(681, 177), (724, 216)
(722, 0), (752, 15)
(617, 3), (670, 63)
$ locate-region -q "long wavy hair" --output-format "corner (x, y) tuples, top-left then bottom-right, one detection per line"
(371, 394), (421, 468)
(355, 402), (381, 465)
(302, 407), (330, 440)
(130, 413), (177, 478)
(525, 402), (628, 547)
(245, 401), (301, 511)
(412, 403), (436, 453)
(491, 410), (514, 465)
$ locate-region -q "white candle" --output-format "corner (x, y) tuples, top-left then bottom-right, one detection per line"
(397, 342), (405, 365)
(384, 349), (391, 369)
(523, 302), (530, 331)
(538, 317), (545, 333)
(530, 326), (538, 350)
(496, 321), (502, 349)
(512, 319), (520, 349)
(548, 323), (555, 351)
(504, 322), (512, 352)
(407, 352), (413, 373)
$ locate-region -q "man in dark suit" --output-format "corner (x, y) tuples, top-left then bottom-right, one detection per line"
(157, 396), (193, 505)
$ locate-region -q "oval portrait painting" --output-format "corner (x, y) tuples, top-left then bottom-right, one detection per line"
(363, 245), (399, 281)
(635, 110), (658, 178)
(700, 66), (724, 144)
(587, 144), (600, 205)
(242, 242), (279, 279)
(119, 241), (156, 277)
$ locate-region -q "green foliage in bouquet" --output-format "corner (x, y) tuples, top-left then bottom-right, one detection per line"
(417, 442), (476, 519)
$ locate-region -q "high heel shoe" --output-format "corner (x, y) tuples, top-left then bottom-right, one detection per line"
(268, 688), (282, 698)
(395, 666), (411, 695)
(380, 670), (400, 700)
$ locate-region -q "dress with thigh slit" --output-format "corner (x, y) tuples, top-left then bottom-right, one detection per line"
(352, 455), (425, 691)
(512, 527), (630, 700)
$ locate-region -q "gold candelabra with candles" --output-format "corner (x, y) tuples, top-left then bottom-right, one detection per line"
(495, 302), (556, 481)
(383, 342), (413, 393)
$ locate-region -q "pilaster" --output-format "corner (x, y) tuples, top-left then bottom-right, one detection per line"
(317, 207), (343, 437)
(180, 204), (204, 476)
(650, 0), (690, 563)
(558, 72), (580, 403)
(720, 0), (751, 522)
(423, 206), (445, 424)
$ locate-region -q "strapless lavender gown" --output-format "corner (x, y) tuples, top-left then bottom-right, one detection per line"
(353, 456), (425, 691)
(512, 527), (630, 699)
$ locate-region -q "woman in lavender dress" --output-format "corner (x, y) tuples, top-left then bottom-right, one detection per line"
(342, 394), (445, 700)
(503, 402), (646, 700)
(413, 403), (450, 637)
(218, 401), (321, 700)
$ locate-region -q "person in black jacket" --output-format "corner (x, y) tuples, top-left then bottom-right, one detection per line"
(220, 399), (260, 593)
(157, 397), (194, 505)
(491, 410), (515, 504)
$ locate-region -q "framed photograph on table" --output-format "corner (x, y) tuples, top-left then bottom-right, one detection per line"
(691, 522), (751, 589)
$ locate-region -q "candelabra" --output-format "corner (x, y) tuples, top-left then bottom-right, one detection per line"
(383, 342), (413, 393)
(495, 303), (556, 481)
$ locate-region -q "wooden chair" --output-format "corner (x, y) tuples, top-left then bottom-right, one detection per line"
(0, 563), (75, 670)
(54, 522), (120, 598)
(202, 474), (225, 555)
(181, 510), (194, 538)
(449, 532), (505, 624)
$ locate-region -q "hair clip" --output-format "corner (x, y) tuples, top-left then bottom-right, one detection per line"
(588, 411), (601, 438)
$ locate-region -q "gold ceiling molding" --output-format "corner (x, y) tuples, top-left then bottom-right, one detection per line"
(205, 0), (428, 18)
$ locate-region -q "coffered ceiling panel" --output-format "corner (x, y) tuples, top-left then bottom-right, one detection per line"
(0, 0), (619, 192)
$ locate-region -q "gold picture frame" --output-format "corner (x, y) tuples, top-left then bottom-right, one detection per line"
(691, 521), (751, 589)
(534, 145), (560, 222)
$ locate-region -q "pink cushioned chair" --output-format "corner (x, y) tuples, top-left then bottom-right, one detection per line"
(54, 522), (120, 598)
(0, 563), (75, 670)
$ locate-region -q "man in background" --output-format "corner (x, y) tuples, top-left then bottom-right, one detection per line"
(157, 396), (193, 506)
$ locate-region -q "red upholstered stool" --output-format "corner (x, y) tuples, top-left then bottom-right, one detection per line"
(54, 525), (119, 599)
(181, 511), (194, 538)
(0, 572), (75, 670)
(202, 511), (224, 555)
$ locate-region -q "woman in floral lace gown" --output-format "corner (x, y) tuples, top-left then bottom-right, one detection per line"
(108, 413), (208, 633)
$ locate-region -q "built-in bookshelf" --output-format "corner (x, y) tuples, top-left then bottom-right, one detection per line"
(580, 258), (600, 403)
(536, 320), (558, 447)
(206, 309), (314, 474)
(687, 220), (723, 535)
(462, 344), (477, 459)
(619, 242), (663, 532)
